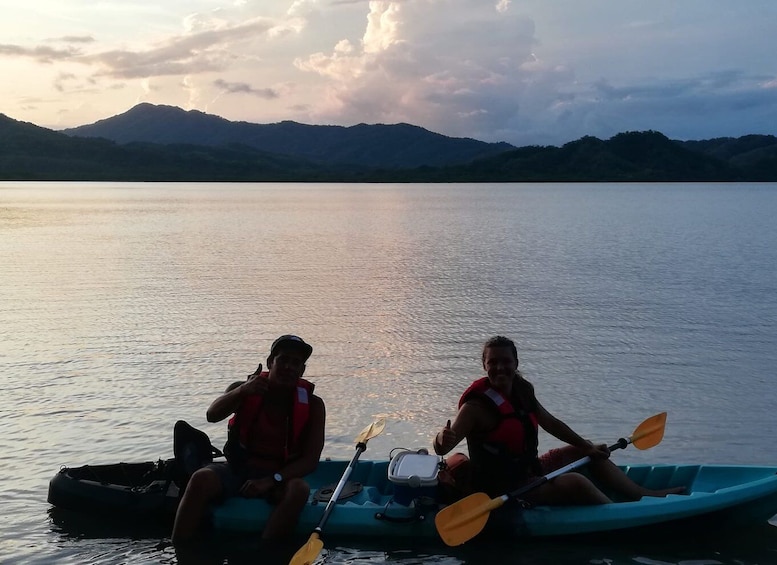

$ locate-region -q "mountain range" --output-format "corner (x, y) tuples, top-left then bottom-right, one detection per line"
(2, 104), (777, 182)
(62, 103), (514, 169)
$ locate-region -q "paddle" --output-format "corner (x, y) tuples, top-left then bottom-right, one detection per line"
(289, 418), (386, 565)
(435, 412), (667, 546)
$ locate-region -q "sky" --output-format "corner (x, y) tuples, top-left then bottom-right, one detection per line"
(2, 0), (776, 147)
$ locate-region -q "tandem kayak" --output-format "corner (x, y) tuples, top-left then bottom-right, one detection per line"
(47, 457), (777, 540)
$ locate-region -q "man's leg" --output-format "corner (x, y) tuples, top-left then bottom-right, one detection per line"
(261, 478), (310, 539)
(172, 466), (225, 544)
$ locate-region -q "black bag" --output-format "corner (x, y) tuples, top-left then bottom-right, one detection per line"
(172, 420), (223, 491)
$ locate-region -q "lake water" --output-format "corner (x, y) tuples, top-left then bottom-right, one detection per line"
(1, 181), (776, 564)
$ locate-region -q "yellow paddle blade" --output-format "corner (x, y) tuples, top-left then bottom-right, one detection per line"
(630, 412), (667, 450)
(355, 418), (386, 444)
(288, 532), (323, 565)
(435, 492), (504, 546)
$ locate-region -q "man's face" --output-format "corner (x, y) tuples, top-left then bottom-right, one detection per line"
(267, 347), (307, 387)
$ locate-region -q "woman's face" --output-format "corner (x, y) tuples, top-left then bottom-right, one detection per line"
(483, 345), (518, 394)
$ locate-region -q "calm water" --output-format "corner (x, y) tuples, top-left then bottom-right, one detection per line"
(1, 182), (776, 564)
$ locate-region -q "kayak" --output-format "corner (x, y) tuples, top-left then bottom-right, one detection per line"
(47, 459), (180, 521)
(47, 457), (777, 539)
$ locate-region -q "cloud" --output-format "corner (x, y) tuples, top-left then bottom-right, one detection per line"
(286, 1), (777, 145)
(51, 36), (96, 44)
(0, 44), (81, 63)
(88, 18), (277, 79)
(545, 70), (777, 143)
(213, 79), (279, 99)
(294, 0), (545, 140)
(1, 15), (278, 80)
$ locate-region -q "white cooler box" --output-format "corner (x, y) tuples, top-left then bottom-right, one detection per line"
(387, 450), (441, 505)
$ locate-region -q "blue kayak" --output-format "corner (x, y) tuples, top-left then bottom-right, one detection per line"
(48, 457), (777, 539)
(212, 459), (777, 538)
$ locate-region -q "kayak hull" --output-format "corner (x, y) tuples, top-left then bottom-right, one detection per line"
(48, 460), (777, 539)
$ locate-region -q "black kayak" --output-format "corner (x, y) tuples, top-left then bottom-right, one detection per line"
(47, 459), (180, 520)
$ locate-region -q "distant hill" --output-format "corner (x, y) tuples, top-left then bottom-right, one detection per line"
(62, 103), (515, 169)
(3, 109), (777, 181)
(429, 131), (742, 182)
(677, 135), (777, 181)
(0, 113), (341, 181)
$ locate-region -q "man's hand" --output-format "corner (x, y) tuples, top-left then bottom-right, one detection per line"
(239, 476), (275, 498)
(239, 364), (269, 395)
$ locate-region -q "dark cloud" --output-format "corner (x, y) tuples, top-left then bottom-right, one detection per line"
(213, 79), (279, 99)
(0, 44), (81, 63)
(52, 36), (96, 44)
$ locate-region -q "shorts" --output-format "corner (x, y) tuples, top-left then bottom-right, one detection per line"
(205, 462), (272, 499)
(538, 445), (589, 474)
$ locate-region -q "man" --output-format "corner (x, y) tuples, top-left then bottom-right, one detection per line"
(172, 335), (326, 544)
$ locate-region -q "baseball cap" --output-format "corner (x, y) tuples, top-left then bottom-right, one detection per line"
(269, 334), (313, 362)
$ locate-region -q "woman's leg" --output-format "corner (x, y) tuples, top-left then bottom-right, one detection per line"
(540, 446), (684, 502)
(523, 472), (611, 506)
(588, 458), (685, 500)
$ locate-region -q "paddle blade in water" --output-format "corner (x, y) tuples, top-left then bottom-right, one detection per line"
(631, 412), (666, 450)
(355, 418), (385, 444)
(435, 492), (497, 546)
(288, 532), (323, 565)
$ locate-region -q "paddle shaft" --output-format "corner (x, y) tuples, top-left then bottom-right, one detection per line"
(312, 441), (367, 534)
(504, 437), (632, 503)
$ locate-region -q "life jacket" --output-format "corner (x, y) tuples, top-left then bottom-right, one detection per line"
(224, 372), (315, 471)
(459, 376), (540, 492)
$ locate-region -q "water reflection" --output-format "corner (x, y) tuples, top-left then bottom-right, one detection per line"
(47, 503), (777, 565)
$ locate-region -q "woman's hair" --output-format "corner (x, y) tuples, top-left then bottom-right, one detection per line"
(481, 335), (518, 365)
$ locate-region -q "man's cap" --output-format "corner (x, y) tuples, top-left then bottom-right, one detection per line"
(269, 335), (313, 362)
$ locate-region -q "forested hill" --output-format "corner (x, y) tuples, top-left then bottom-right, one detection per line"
(2, 110), (777, 181)
(406, 131), (777, 182)
(62, 103), (514, 170)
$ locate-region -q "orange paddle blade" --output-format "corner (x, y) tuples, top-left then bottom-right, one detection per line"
(630, 412), (666, 450)
(435, 492), (503, 546)
(288, 532), (323, 565)
(355, 418), (385, 444)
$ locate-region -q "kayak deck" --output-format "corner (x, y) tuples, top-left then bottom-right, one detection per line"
(212, 461), (777, 538)
(213, 459), (439, 537)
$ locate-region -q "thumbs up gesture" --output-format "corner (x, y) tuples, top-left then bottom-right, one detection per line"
(435, 419), (459, 454)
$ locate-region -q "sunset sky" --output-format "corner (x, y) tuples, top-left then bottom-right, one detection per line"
(2, 1), (776, 146)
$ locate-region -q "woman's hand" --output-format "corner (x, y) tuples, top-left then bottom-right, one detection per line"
(585, 441), (611, 459)
(435, 420), (459, 454)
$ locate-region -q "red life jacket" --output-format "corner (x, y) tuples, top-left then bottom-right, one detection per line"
(226, 372), (315, 469)
(459, 376), (539, 459)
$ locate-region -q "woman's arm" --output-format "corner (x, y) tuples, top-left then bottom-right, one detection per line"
(433, 401), (489, 455)
(535, 400), (598, 451)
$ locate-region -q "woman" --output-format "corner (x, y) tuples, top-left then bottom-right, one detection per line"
(433, 335), (683, 505)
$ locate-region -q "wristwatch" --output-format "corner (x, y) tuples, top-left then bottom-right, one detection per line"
(273, 472), (284, 485)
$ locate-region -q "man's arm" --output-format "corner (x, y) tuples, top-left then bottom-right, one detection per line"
(206, 374), (270, 422)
